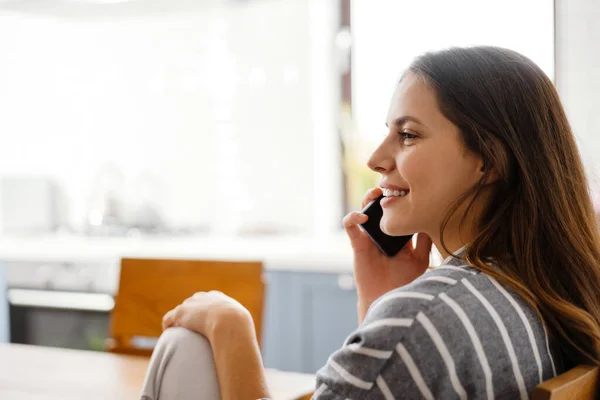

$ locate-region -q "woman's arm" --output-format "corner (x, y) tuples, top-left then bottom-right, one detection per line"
(358, 299), (371, 325)
(210, 312), (271, 400)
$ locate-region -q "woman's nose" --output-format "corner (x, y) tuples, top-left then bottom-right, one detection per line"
(367, 142), (396, 174)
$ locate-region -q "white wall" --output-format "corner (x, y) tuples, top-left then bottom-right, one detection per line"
(555, 0), (600, 209)
(0, 264), (7, 342)
(0, 0), (333, 235)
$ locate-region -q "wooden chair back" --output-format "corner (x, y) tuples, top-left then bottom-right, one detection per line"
(532, 365), (599, 400)
(108, 258), (265, 356)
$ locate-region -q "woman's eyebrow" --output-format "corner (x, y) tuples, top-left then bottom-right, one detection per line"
(385, 116), (425, 128)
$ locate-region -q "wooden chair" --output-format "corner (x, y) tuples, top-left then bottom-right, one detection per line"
(108, 258), (265, 356)
(532, 365), (599, 399)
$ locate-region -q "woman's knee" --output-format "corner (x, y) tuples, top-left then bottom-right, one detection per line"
(157, 327), (211, 352)
(152, 326), (215, 365)
(142, 327), (221, 399)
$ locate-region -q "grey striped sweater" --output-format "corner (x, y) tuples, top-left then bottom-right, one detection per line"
(313, 253), (564, 399)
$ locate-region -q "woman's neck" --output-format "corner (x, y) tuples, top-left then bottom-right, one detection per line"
(432, 216), (478, 260)
(432, 231), (471, 260)
(436, 243), (468, 260)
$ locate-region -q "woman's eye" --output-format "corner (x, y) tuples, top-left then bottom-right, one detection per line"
(398, 131), (418, 143)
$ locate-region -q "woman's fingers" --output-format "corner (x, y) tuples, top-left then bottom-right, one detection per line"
(162, 304), (187, 330)
(361, 187), (383, 209)
(343, 211), (369, 244)
(342, 187), (384, 246)
(162, 309), (176, 330)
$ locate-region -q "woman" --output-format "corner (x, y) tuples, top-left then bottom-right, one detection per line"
(140, 46), (600, 399)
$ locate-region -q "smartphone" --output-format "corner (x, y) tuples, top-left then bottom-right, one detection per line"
(359, 194), (413, 257)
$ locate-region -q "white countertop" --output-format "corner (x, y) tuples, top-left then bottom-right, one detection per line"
(0, 233), (356, 273)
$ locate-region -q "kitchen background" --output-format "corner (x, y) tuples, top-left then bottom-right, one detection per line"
(0, 0), (598, 373)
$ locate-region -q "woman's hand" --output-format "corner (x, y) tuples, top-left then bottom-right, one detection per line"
(344, 187), (432, 323)
(162, 291), (254, 343)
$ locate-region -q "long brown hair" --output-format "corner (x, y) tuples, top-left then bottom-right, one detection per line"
(409, 46), (600, 367)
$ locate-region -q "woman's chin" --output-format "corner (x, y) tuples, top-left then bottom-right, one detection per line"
(380, 218), (411, 237)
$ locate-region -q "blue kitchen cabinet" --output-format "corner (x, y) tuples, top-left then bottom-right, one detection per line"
(262, 270), (359, 374)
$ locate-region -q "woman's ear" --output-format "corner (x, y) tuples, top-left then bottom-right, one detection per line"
(480, 162), (500, 185)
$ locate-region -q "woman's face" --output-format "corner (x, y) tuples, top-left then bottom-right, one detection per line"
(367, 72), (485, 241)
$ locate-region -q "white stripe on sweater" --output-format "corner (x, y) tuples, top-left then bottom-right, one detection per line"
(488, 276), (544, 383)
(417, 312), (467, 400)
(463, 279), (528, 400)
(420, 275), (458, 285)
(362, 318), (414, 331)
(435, 265), (477, 274)
(327, 357), (373, 390)
(396, 342), (434, 400)
(313, 383), (327, 398)
(368, 292), (434, 316)
(346, 343), (393, 359)
(440, 292), (494, 400)
(541, 319), (557, 377)
(376, 375), (395, 400)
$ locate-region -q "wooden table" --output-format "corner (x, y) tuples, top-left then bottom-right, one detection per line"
(0, 343), (316, 400)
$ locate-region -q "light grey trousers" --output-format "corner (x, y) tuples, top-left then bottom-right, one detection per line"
(140, 327), (221, 400)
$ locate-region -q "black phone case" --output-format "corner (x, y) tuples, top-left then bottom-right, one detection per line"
(359, 194), (413, 257)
